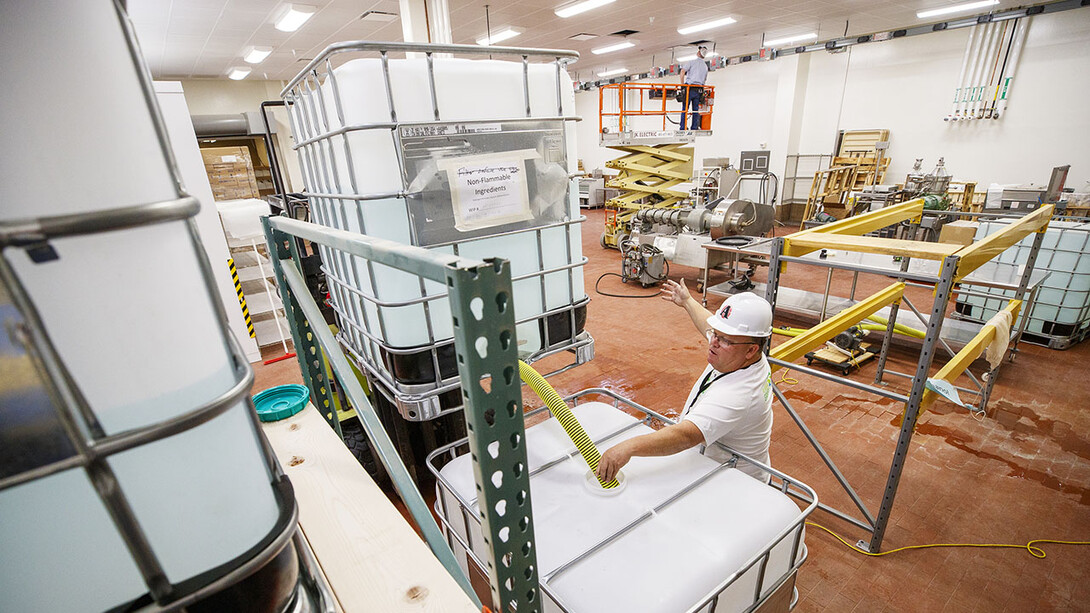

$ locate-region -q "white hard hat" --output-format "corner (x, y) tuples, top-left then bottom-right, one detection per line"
(707, 293), (773, 338)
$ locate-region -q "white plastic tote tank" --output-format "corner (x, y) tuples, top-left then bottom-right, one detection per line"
(285, 51), (585, 368)
(967, 219), (1090, 339)
(435, 402), (808, 612)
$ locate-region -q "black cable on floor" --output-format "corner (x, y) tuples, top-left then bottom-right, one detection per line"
(594, 273), (663, 298)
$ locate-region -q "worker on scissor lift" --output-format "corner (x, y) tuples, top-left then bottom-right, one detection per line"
(597, 281), (774, 482)
(679, 46), (710, 131)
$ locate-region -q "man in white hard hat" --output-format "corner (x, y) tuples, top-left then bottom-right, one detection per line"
(597, 280), (774, 481)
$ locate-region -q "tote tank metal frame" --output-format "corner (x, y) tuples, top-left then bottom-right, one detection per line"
(0, 2), (335, 610)
(280, 42), (593, 422)
(0, 204), (334, 613)
(957, 217), (1090, 349)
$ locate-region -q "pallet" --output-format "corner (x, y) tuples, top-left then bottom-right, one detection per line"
(801, 166), (858, 227)
(804, 342), (875, 376)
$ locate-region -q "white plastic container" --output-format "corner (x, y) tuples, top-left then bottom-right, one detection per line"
(0, 2), (284, 609)
(963, 219), (1090, 344)
(436, 402), (805, 612)
(291, 56), (585, 358)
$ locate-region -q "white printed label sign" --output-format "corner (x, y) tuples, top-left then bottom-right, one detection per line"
(438, 150), (537, 231)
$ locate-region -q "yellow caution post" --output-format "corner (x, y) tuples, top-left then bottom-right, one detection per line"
(228, 258), (255, 338)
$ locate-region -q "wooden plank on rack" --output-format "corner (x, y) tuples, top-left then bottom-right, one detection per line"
(785, 234), (961, 260)
(262, 405), (479, 613)
(953, 205), (1053, 282)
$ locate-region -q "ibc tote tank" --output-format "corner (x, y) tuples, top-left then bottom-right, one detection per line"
(282, 44), (591, 420)
(0, 1), (309, 611)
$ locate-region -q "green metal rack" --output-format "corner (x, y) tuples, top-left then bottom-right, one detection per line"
(263, 215), (541, 612)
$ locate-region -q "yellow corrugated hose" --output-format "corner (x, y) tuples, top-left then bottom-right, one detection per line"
(518, 360), (619, 489)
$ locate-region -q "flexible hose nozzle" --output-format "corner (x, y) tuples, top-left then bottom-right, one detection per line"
(518, 360), (619, 489)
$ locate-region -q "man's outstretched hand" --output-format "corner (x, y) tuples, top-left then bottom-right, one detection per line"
(661, 279), (692, 307)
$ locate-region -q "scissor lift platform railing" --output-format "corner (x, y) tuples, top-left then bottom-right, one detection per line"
(597, 81), (714, 249)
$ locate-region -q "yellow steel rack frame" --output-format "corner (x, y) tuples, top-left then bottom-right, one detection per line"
(758, 201), (1053, 554)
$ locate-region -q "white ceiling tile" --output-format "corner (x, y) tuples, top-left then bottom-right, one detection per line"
(126, 0), (1014, 80)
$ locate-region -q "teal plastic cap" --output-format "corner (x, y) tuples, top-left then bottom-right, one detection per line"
(252, 384), (309, 422)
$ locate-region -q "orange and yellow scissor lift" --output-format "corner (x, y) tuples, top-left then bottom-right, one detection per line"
(597, 81), (715, 249)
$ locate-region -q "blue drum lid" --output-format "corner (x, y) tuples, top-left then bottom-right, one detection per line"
(252, 384), (309, 422)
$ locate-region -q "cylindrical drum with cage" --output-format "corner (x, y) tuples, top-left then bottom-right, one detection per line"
(282, 44), (592, 420)
(0, 2), (312, 611)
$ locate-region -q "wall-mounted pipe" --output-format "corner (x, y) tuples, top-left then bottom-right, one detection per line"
(957, 22), (985, 120)
(945, 16), (1031, 123)
(985, 21), (1015, 119)
(971, 22), (994, 119)
(979, 21), (1005, 119)
(956, 23), (980, 119)
(995, 18), (1029, 119)
(959, 20), (995, 121)
(947, 25), (977, 121)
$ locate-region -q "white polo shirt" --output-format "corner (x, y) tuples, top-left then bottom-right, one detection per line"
(680, 356), (774, 480)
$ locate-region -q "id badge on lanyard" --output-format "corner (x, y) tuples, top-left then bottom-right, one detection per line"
(687, 370), (729, 410)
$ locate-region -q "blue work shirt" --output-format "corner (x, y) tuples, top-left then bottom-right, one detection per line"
(682, 57), (709, 85)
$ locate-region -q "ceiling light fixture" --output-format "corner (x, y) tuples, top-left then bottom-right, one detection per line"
(476, 27), (523, 46)
(591, 40), (635, 55)
(227, 66), (252, 80)
(677, 16), (736, 35)
(598, 67), (628, 77)
(555, 0), (616, 19)
(764, 32), (818, 47)
(243, 46), (272, 64)
(274, 4), (316, 32)
(360, 10), (397, 22)
(917, 0), (998, 19)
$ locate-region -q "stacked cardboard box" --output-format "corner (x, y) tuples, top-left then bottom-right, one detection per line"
(938, 220), (978, 246)
(201, 146), (260, 201)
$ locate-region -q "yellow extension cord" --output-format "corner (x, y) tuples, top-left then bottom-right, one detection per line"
(771, 362), (1085, 558)
(807, 521), (1090, 559)
(764, 318), (1087, 560)
(518, 360), (620, 489)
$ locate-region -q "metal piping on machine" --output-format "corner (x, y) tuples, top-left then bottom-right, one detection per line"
(635, 198), (774, 239)
(622, 199), (774, 287)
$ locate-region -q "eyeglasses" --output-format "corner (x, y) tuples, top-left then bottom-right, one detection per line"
(705, 329), (757, 348)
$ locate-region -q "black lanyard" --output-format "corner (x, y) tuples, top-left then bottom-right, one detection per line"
(688, 370), (729, 410)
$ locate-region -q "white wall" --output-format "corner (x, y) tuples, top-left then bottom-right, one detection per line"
(155, 82), (262, 363)
(574, 8), (1090, 194)
(180, 80), (304, 193)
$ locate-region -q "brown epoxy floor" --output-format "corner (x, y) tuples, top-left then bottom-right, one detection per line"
(253, 208), (1090, 612)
